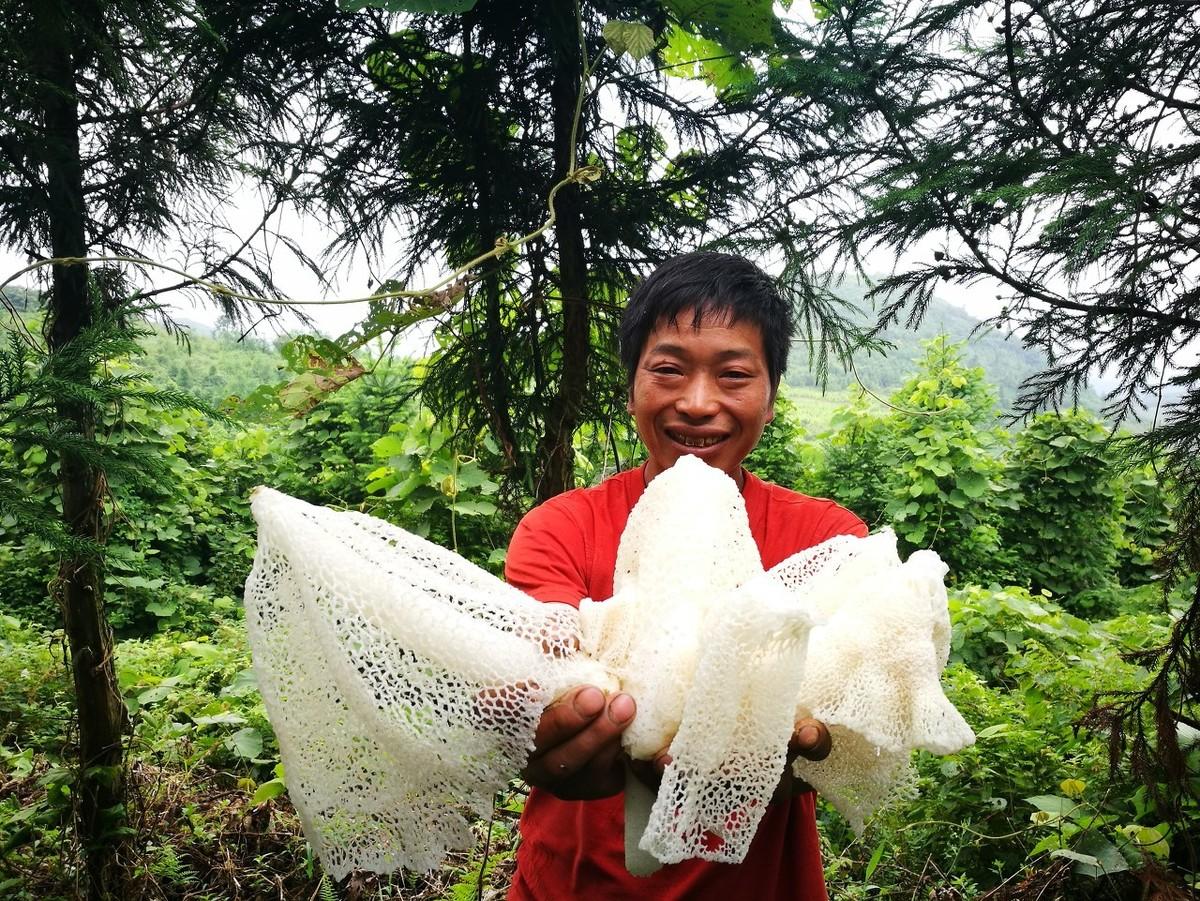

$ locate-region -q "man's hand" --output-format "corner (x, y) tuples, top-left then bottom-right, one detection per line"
(521, 685), (636, 800)
(772, 716), (832, 802)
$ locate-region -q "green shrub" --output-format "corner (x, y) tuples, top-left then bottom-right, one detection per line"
(745, 390), (817, 491)
(1000, 410), (1121, 608)
(365, 403), (511, 572)
(809, 389), (894, 526)
(881, 339), (1015, 583)
(823, 585), (1190, 895)
(1115, 463), (1175, 588)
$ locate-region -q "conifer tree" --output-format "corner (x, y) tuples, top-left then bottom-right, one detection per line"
(767, 0), (1200, 814)
(0, 2), (353, 893)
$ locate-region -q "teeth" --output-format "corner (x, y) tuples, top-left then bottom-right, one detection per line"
(671, 432), (722, 448)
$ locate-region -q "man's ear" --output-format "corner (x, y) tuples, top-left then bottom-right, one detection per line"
(626, 384), (635, 415)
(766, 385), (778, 423)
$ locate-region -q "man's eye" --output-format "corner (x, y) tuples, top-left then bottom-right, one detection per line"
(651, 365), (682, 375)
(722, 371), (751, 380)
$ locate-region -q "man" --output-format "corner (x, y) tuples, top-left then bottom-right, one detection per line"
(504, 252), (868, 899)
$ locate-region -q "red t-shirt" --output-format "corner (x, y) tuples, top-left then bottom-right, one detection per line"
(504, 465), (867, 901)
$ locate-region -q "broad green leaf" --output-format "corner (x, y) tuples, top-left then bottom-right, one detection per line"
(182, 641), (222, 663)
(957, 470), (988, 498)
(1026, 794), (1090, 820)
(385, 473), (425, 501)
(221, 668), (259, 698)
(451, 499), (497, 516)
(662, 25), (754, 92)
(602, 21), (657, 60)
(1118, 824), (1169, 860)
(136, 685), (173, 705)
(227, 727), (264, 760)
(144, 600), (177, 617)
(372, 433), (408, 457)
(1053, 834), (1129, 877)
(664, 0), (776, 52)
(454, 460), (490, 489)
(250, 779), (287, 805)
(1031, 832), (1066, 855)
(193, 712), (247, 727)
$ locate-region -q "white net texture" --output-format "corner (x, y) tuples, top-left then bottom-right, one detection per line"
(244, 487), (612, 879)
(244, 455), (973, 879)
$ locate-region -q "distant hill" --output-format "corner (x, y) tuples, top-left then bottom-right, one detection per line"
(0, 283), (42, 312)
(785, 288), (1101, 414)
(138, 326), (281, 405)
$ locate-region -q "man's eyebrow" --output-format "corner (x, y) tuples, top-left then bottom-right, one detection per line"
(644, 342), (757, 361)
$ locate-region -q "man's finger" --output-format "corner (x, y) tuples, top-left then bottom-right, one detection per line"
(789, 717), (832, 762)
(523, 693), (636, 797)
(531, 693), (635, 776)
(529, 685), (606, 758)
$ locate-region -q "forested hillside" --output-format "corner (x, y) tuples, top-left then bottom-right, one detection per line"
(25, 290), (1089, 418)
(138, 327), (282, 405)
(786, 288), (1092, 412)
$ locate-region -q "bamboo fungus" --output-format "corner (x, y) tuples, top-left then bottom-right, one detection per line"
(244, 456), (974, 880)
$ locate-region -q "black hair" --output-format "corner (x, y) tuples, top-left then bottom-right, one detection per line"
(618, 252), (795, 387)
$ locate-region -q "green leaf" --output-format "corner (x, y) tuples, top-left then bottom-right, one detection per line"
(372, 433), (408, 458)
(451, 499), (497, 516)
(664, 0), (777, 52)
(662, 25), (754, 92)
(454, 461), (490, 489)
(250, 779), (287, 805)
(193, 712), (247, 727)
(1052, 834), (1129, 877)
(227, 727), (264, 760)
(864, 840), (885, 879)
(1025, 795), (1091, 822)
(144, 600), (177, 617)
(221, 668), (259, 698)
(602, 21), (657, 61)
(957, 470), (988, 498)
(136, 685), (174, 705)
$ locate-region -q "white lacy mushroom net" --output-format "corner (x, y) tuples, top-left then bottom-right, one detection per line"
(244, 455), (974, 880)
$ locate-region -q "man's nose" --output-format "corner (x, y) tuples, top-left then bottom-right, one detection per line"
(675, 376), (720, 417)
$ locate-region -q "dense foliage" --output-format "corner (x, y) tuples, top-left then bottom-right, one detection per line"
(1, 322), (1195, 898)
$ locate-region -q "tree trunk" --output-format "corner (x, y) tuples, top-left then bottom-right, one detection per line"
(32, 3), (126, 897)
(537, 1), (591, 502)
(460, 18), (526, 483)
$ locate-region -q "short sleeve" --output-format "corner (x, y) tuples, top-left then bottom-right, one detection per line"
(504, 498), (590, 607)
(812, 503), (868, 541)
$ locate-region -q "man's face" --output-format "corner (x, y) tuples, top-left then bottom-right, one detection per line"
(627, 309), (776, 487)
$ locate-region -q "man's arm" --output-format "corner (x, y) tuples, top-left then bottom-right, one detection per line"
(506, 500), (636, 800)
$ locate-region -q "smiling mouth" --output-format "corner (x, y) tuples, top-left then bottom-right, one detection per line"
(667, 430), (725, 449)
